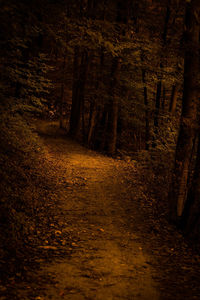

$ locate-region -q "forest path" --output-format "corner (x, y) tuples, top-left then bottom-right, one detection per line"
(26, 121), (160, 300)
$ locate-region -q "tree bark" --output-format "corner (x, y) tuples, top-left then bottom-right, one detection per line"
(107, 57), (121, 155)
(116, 0), (131, 24)
(87, 48), (104, 147)
(153, 2), (171, 144)
(107, 95), (119, 155)
(87, 101), (97, 146)
(59, 54), (66, 129)
(141, 66), (150, 150)
(169, 0), (199, 221)
(69, 47), (81, 137)
(100, 110), (109, 151)
(154, 80), (162, 128)
(184, 133), (200, 238)
(69, 48), (89, 139)
(87, 0), (97, 19)
(169, 84), (178, 114)
(162, 3), (171, 44)
(162, 84), (166, 111)
(152, 80), (162, 148)
(101, 0), (107, 20)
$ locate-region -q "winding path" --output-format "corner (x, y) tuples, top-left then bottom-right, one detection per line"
(32, 121), (159, 300)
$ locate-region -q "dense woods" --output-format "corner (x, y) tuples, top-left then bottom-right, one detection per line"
(0, 0), (200, 295)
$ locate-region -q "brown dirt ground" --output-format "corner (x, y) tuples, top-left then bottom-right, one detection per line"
(2, 120), (200, 300)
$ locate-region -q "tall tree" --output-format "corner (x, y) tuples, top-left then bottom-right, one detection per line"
(141, 52), (150, 150)
(107, 57), (121, 155)
(69, 48), (90, 138)
(153, 1), (171, 144)
(59, 54), (67, 129)
(169, 84), (179, 114)
(169, 0), (200, 221)
(183, 133), (200, 238)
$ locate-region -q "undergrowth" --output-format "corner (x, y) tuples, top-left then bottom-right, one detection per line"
(0, 111), (53, 277)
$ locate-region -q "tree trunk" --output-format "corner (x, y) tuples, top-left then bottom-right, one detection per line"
(107, 95), (119, 155)
(100, 110), (109, 151)
(184, 133), (200, 238)
(87, 101), (97, 146)
(116, 0), (130, 24)
(107, 57), (121, 155)
(69, 47), (81, 137)
(169, 0), (199, 221)
(169, 84), (178, 114)
(162, 84), (166, 111)
(141, 65), (150, 150)
(154, 80), (162, 128)
(101, 0), (107, 20)
(153, 2), (171, 144)
(59, 54), (66, 129)
(152, 80), (162, 148)
(69, 48), (89, 139)
(162, 3), (171, 44)
(87, 0), (97, 18)
(87, 48), (104, 147)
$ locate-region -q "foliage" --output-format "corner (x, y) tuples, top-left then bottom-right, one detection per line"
(0, 0), (199, 273)
(0, 113), (38, 257)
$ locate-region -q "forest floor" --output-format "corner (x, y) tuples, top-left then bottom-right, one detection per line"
(1, 120), (200, 300)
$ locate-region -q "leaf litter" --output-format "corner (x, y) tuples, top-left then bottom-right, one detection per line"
(1, 120), (200, 300)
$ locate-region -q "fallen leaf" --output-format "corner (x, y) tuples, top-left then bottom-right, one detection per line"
(38, 245), (57, 250)
(71, 242), (78, 247)
(55, 230), (62, 235)
(59, 290), (65, 297)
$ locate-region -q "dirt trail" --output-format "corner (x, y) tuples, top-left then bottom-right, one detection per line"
(8, 121), (161, 300)
(22, 121), (158, 300)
